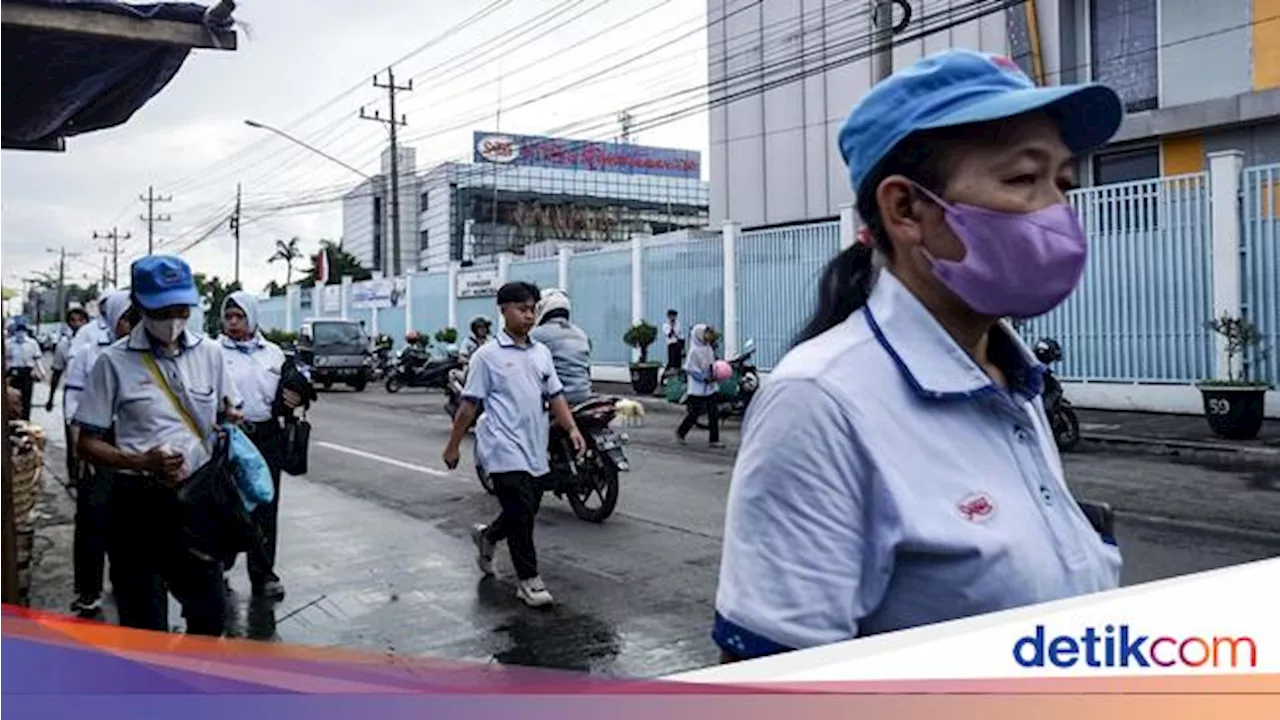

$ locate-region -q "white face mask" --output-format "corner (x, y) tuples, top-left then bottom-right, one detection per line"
(144, 316), (187, 344)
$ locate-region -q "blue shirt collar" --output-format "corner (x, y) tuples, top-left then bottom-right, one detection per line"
(863, 271), (1044, 401)
(495, 329), (532, 349)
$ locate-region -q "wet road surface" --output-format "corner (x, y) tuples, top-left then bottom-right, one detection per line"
(27, 386), (1280, 677)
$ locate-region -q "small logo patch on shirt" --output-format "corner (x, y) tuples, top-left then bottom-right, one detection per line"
(957, 492), (996, 523)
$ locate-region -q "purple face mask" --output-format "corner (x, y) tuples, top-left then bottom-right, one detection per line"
(913, 184), (1088, 318)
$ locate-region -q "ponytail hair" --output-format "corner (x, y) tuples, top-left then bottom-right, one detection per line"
(794, 242), (877, 344)
(792, 128), (963, 347)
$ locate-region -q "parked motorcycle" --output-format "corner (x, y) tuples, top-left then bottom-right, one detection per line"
(369, 341), (395, 381)
(1034, 337), (1081, 452)
(385, 345), (460, 393)
(474, 397), (630, 523)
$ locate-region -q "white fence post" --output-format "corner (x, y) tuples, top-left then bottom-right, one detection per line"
(285, 284), (297, 332)
(1208, 150), (1245, 381)
(631, 235), (645, 363)
(557, 246), (571, 290)
(839, 203), (858, 250)
(722, 220), (740, 359)
(404, 271), (415, 333)
(447, 262), (459, 330)
(340, 276), (353, 319)
(497, 253), (514, 330)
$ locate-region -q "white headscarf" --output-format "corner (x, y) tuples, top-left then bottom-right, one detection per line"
(683, 323), (716, 376)
(220, 290), (262, 351)
(100, 290), (133, 341)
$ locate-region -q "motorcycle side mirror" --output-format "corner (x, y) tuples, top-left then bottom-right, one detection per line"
(743, 339), (755, 352)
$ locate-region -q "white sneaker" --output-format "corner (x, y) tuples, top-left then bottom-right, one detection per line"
(516, 576), (554, 607)
(472, 524), (496, 576)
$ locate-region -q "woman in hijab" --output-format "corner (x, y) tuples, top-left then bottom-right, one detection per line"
(676, 324), (723, 448)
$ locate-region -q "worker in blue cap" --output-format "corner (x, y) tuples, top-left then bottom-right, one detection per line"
(74, 254), (243, 636)
(6, 314), (43, 420)
(713, 49), (1125, 662)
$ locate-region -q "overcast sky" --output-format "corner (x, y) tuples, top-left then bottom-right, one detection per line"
(1, 0), (710, 308)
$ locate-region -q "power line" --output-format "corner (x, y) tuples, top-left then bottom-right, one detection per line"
(139, 185), (173, 253)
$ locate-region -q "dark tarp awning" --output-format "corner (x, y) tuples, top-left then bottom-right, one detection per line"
(2, 0), (236, 151)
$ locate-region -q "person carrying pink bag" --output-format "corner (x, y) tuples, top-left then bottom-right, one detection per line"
(676, 324), (725, 449)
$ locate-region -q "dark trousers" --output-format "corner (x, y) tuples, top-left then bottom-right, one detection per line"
(8, 368), (33, 421)
(666, 342), (683, 370)
(678, 394), (720, 444)
(108, 479), (227, 636)
(73, 467), (112, 601)
(226, 427), (283, 588)
(483, 471), (545, 581)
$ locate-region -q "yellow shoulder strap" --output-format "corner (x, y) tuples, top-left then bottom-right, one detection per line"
(141, 353), (207, 447)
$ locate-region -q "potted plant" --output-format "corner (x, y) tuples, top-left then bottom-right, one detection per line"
(1197, 314), (1271, 440)
(623, 320), (661, 395)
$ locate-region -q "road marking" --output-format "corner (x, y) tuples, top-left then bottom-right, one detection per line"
(315, 441), (460, 480)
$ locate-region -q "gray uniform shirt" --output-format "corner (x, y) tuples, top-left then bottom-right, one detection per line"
(530, 318), (593, 405)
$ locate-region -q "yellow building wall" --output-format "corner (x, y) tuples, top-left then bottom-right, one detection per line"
(1254, 0), (1280, 89)
(1161, 135), (1205, 176)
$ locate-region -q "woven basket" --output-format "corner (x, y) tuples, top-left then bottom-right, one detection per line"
(10, 438), (44, 532)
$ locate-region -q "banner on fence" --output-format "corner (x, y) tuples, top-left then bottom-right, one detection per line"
(457, 267), (499, 298)
(352, 278), (406, 309)
(322, 285), (341, 313)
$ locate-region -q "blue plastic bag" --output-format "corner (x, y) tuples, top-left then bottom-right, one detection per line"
(223, 423), (275, 512)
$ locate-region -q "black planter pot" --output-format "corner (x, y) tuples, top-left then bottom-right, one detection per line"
(630, 364), (661, 395)
(1197, 384), (1269, 440)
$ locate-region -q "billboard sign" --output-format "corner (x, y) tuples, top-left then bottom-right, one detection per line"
(457, 266), (499, 298)
(473, 132), (700, 179)
(351, 278), (406, 309)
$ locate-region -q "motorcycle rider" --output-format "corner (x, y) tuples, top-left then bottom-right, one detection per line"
(529, 288), (593, 406)
(458, 316), (493, 366)
(400, 330), (432, 378)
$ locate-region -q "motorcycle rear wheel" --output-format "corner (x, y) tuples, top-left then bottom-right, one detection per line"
(1052, 405), (1081, 452)
(385, 376), (403, 394)
(567, 463), (619, 523)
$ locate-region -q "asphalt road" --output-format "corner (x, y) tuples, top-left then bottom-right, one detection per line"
(26, 384), (1280, 676)
(301, 389), (1278, 646)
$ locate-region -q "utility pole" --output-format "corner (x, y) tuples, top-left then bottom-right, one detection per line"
(618, 110), (634, 144)
(93, 227), (131, 287)
(359, 68), (412, 276)
(230, 182), (242, 284)
(139, 185), (172, 253)
(48, 247), (80, 325)
(871, 0), (904, 83)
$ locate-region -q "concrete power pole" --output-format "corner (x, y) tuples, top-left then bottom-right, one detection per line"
(230, 182), (242, 284)
(93, 227), (131, 287)
(871, 0), (899, 83)
(359, 68), (412, 276)
(139, 185), (172, 253)
(50, 247), (80, 324)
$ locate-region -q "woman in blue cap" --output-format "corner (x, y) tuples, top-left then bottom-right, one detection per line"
(74, 255), (242, 636)
(713, 49), (1125, 662)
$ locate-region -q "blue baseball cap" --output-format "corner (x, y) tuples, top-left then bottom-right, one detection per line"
(131, 254), (198, 310)
(838, 49), (1123, 197)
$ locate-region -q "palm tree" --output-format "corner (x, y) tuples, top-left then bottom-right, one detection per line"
(269, 237), (303, 286)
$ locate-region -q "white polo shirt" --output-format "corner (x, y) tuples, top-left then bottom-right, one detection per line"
(218, 334), (285, 423)
(713, 270), (1121, 659)
(6, 335), (41, 369)
(73, 326), (242, 473)
(462, 331), (563, 477)
(62, 328), (115, 421)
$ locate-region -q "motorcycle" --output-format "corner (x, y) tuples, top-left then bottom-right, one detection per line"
(664, 338), (761, 427)
(385, 345), (460, 393)
(1034, 337), (1081, 452)
(369, 344), (395, 381)
(474, 396), (630, 523)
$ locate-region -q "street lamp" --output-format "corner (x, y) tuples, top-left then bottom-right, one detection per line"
(243, 119), (372, 180)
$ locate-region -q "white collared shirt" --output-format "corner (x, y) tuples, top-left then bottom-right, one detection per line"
(713, 271), (1121, 659)
(73, 327), (242, 471)
(63, 328), (115, 420)
(6, 335), (41, 368)
(217, 334), (285, 423)
(462, 331), (563, 476)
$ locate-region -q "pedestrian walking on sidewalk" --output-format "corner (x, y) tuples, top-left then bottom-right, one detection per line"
(676, 324), (723, 448)
(661, 309), (683, 377)
(442, 282), (586, 608)
(63, 290), (135, 616)
(74, 255), (244, 636)
(5, 317), (43, 421)
(46, 304), (91, 483)
(217, 290), (306, 601)
(713, 50), (1126, 663)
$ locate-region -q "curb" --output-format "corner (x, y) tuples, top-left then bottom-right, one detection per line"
(1113, 509), (1280, 547)
(1081, 432), (1280, 458)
